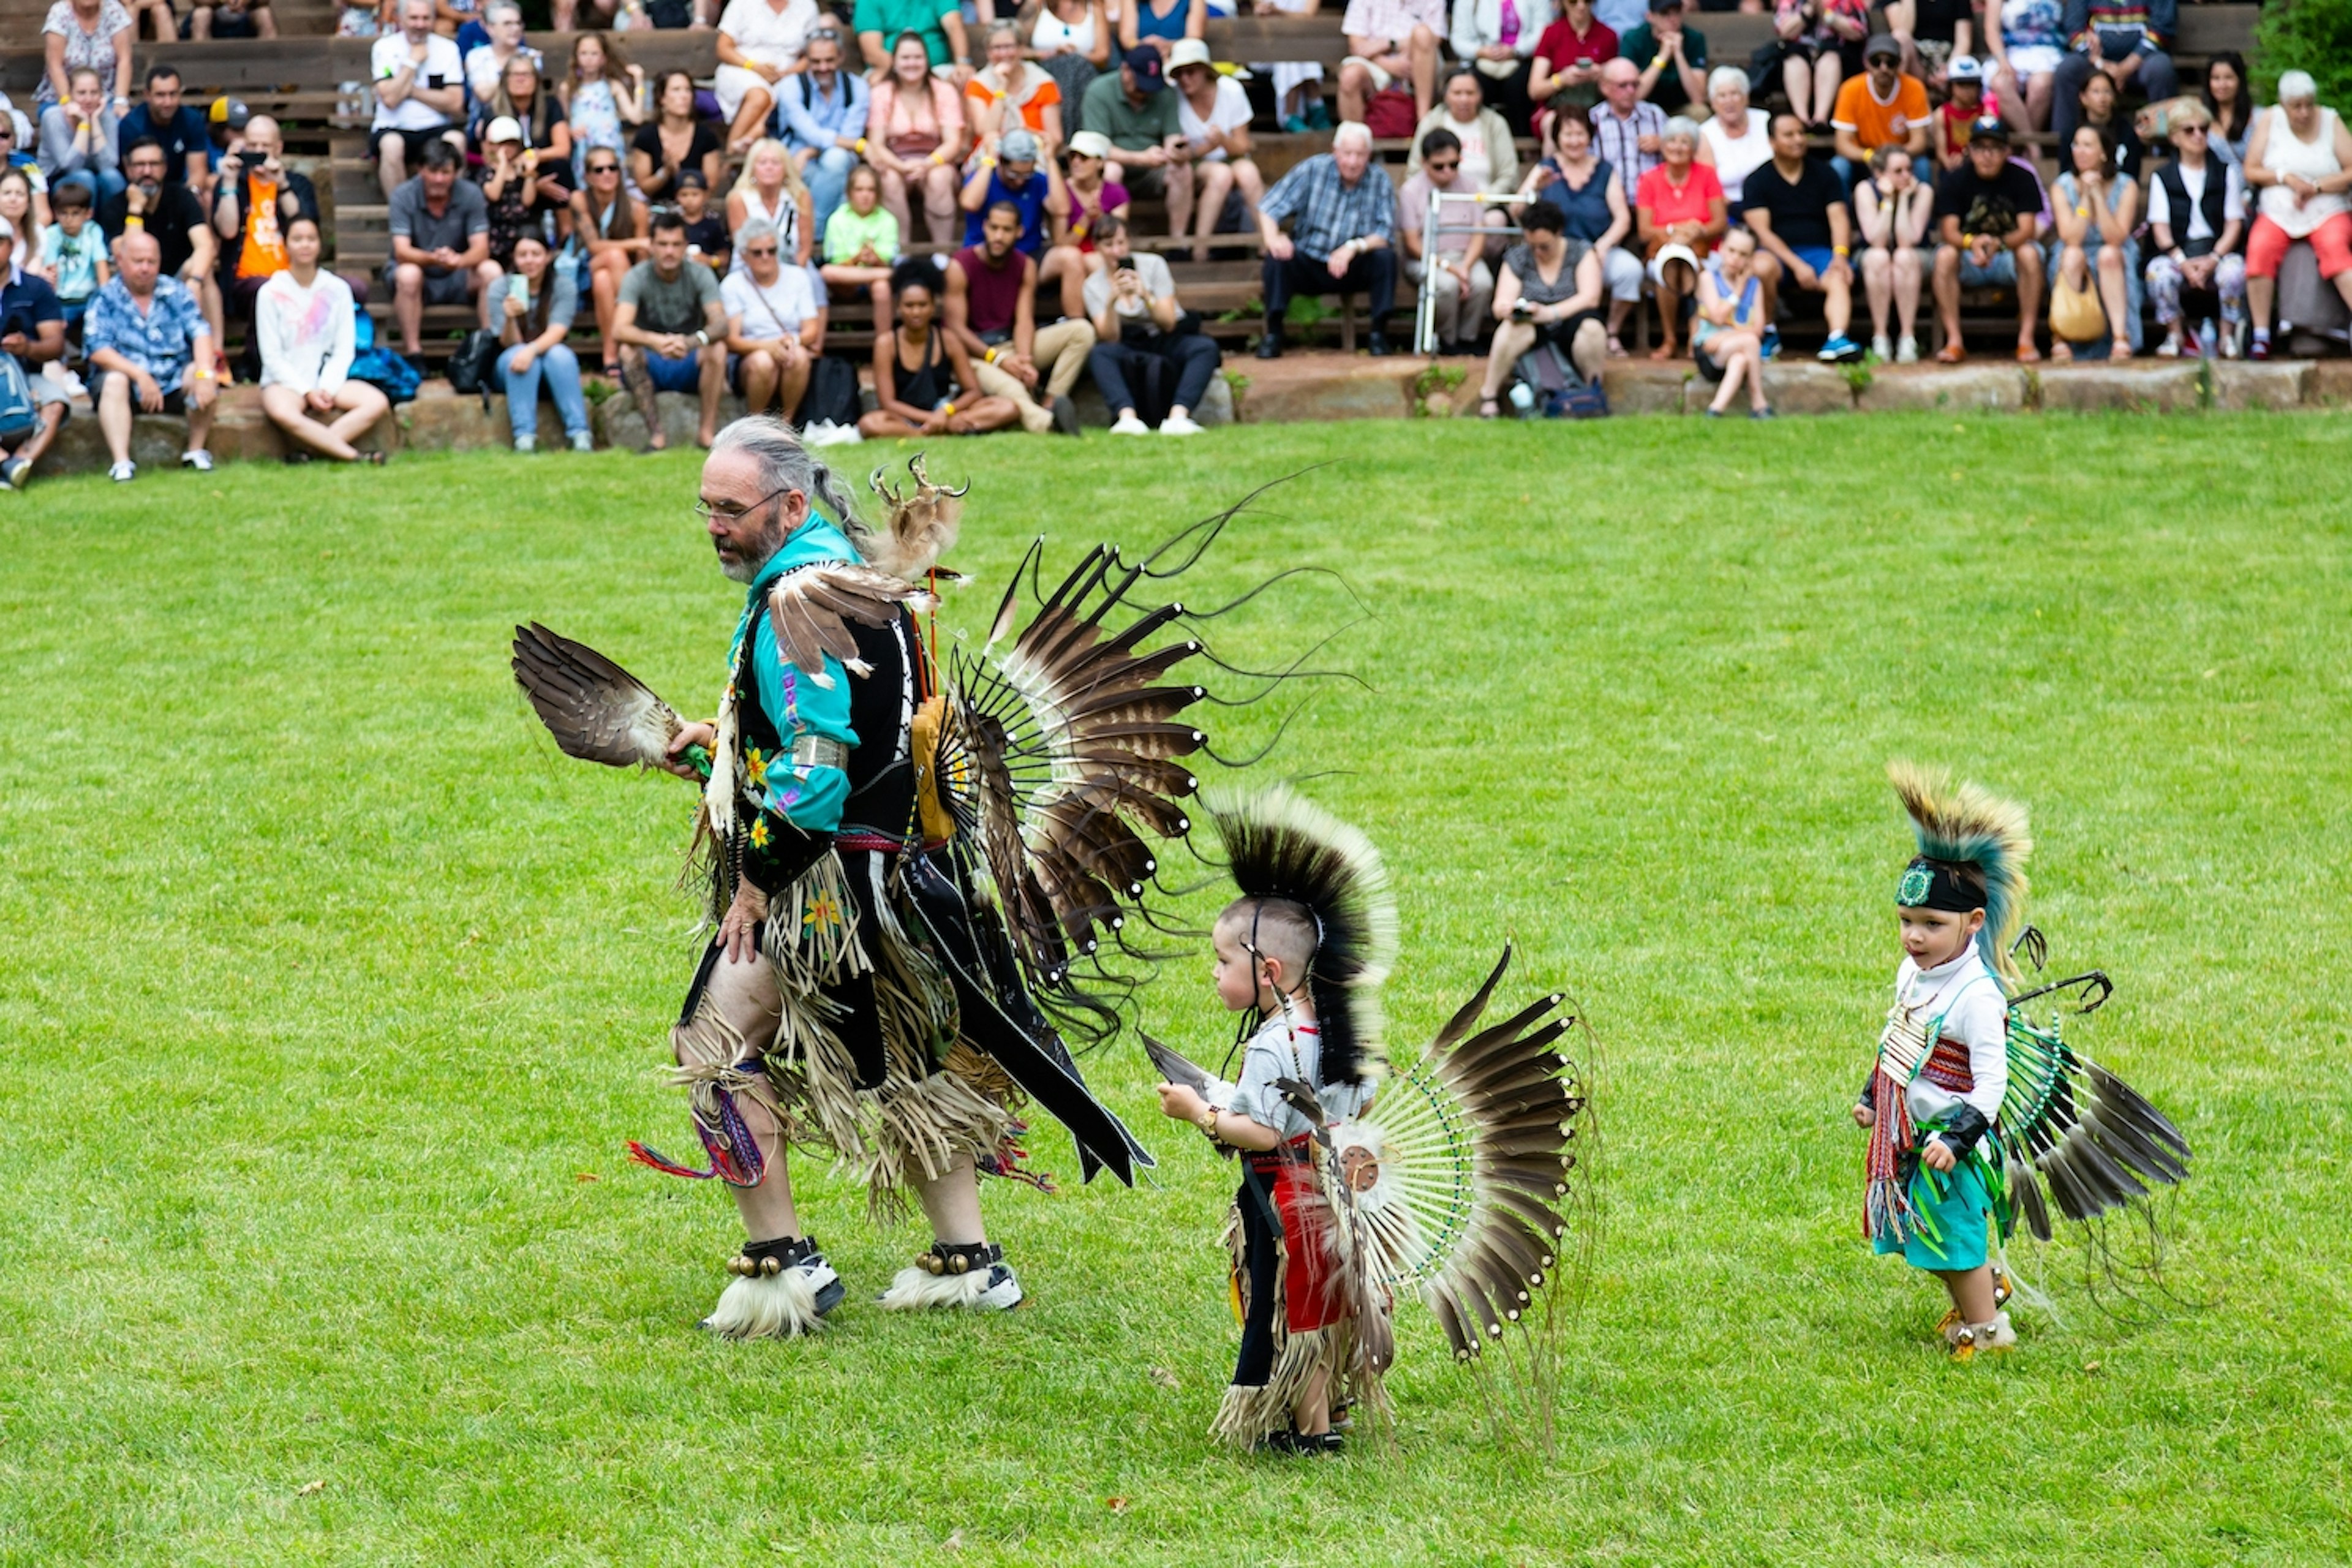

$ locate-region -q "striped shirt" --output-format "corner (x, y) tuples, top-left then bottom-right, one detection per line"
(1588, 99), (1667, 190)
(1258, 152), (1399, 261)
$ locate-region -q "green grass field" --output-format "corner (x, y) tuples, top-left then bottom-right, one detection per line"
(4, 416), (2350, 1566)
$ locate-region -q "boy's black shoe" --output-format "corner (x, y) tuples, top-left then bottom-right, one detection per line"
(1256, 1429), (1344, 1456)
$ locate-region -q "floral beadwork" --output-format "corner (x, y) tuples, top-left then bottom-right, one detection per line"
(745, 745), (769, 788)
(802, 888), (845, 937)
(749, 818), (772, 850)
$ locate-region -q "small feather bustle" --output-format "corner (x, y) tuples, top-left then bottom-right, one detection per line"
(1888, 760), (2034, 986)
(861, 453), (967, 580)
(1205, 785), (1398, 1087)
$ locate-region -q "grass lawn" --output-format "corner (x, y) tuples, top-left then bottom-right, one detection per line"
(4, 415), (2350, 1567)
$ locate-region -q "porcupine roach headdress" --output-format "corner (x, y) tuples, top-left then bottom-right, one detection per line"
(1206, 784), (1397, 1087)
(1889, 760), (2033, 987)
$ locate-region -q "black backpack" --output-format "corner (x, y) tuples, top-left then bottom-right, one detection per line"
(794, 353), (864, 429)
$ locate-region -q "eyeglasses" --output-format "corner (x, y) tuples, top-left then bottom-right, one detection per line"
(695, 485), (797, 524)
(743, 245), (778, 256)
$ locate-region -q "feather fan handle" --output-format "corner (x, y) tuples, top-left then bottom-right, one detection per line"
(1888, 760), (2034, 987)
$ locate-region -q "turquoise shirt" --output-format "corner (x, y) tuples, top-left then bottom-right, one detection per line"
(732, 513), (861, 835)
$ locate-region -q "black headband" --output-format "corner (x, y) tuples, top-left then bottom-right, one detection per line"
(1896, 856), (1980, 913)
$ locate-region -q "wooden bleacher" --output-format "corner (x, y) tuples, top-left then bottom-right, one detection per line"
(1, 7), (2260, 362)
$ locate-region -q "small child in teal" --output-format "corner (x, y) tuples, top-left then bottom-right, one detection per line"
(38, 181), (108, 340)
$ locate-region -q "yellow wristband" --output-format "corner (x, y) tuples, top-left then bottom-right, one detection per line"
(854, 137), (867, 152)
(982, 347), (997, 363)
(126, 215), (145, 227)
(1833, 245), (1849, 257)
(942, 401), (956, 415)
(929, 150), (944, 165)
(981, 154), (997, 168)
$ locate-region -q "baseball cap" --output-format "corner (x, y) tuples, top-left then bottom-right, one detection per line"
(1169, 37), (1212, 72)
(1647, 0), (1682, 13)
(1068, 129), (1112, 159)
(1947, 55), (1984, 82)
(1864, 32), (1900, 63)
(209, 94), (251, 130)
(1123, 46), (1166, 91)
(485, 115), (524, 143)
(1000, 127), (1039, 162)
(1967, 113), (2010, 144)
(676, 167), (708, 189)
(0, 216), (13, 243)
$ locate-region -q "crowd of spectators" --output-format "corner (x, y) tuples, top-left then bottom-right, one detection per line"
(0, 0), (2335, 487)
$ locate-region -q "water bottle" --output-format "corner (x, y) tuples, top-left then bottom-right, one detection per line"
(1507, 382), (1535, 418)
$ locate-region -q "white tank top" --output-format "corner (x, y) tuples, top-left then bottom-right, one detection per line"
(1700, 111), (1773, 205)
(1030, 2), (1095, 55)
(2256, 104), (2349, 237)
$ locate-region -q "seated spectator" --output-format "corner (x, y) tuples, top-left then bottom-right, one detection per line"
(337, 0), (386, 37)
(960, 127), (1067, 257)
(257, 216), (389, 465)
(1254, 120), (1400, 358)
(1887, 0), (1972, 86)
(1042, 129), (1129, 317)
(859, 256), (1020, 439)
(1854, 141), (1932, 360)
(1408, 69), (1520, 211)
(1400, 129), (1497, 354)
(1931, 116), (2045, 362)
(116, 64), (209, 192)
(1986, 0), (2062, 135)
(38, 0), (133, 119)
(1633, 115), (1724, 359)
(631, 71), (725, 207)
(487, 230), (593, 452)
(1120, 0), (1204, 62)
(944, 200), (1094, 432)
(568, 146), (649, 375)
(1082, 50), (1194, 244)
(462, 2), (540, 104)
(1695, 67), (1771, 208)
(2051, 0), (2177, 150)
(715, 0), (821, 157)
(1740, 112), (1862, 362)
(0, 216), (73, 492)
(1831, 34), (1932, 186)
(211, 115), (320, 380)
(99, 138), (221, 363)
(2144, 104), (2246, 359)
(967, 19), (1066, 158)
(616, 211), (728, 451)
(551, 0), (620, 30)
(475, 115), (555, 274)
(84, 227), (217, 481)
(820, 162), (898, 324)
(2071, 67), (2143, 180)
(676, 170), (729, 273)
(2203, 50), (2252, 167)
(1518, 105), (1642, 355)
(1, 119), (46, 197)
(726, 139), (815, 272)
(437, 0), (483, 43)
(851, 0), (969, 80)
(776, 28), (867, 239)
(39, 69), (124, 208)
(1474, 200), (1603, 417)
(473, 53), (570, 176)
(1768, 0), (1864, 131)
(36, 177), (109, 337)
(559, 34), (647, 190)
(2242, 71), (2352, 362)
(1692, 225), (1774, 417)
(1934, 55), (1987, 173)
(189, 0), (276, 39)
(1338, 0), (1444, 126)
(2045, 122), (2137, 360)
(4, 168), (53, 279)
(867, 33), (968, 250)
(1084, 213), (1218, 434)
(1528, 0), (1618, 128)
(1170, 38), (1264, 265)
(1588, 59), (1664, 205)
(1031, 0), (1114, 115)
(388, 138), (499, 366)
(1621, 0), (1708, 119)
(722, 216), (824, 419)
(1449, 0), (1546, 135)
(373, 0), (469, 201)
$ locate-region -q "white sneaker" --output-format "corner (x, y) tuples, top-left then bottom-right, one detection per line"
(570, 431), (596, 452)
(513, 435), (537, 453)
(1896, 335), (1920, 364)
(2219, 326), (2242, 360)
(2155, 334), (2181, 358)
(180, 450), (214, 472)
(1159, 412), (1203, 436)
(1109, 412), (1149, 435)
(108, 460), (137, 483)
(1871, 334), (1893, 361)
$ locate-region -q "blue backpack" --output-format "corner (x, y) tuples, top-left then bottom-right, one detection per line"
(0, 352), (37, 441)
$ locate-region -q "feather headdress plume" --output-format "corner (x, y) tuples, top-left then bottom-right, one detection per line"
(1206, 785), (1398, 1087)
(1890, 761), (2034, 987)
(860, 453), (966, 580)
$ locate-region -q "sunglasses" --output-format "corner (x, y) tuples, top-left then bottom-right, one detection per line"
(589, 162), (619, 173)
(2179, 123), (2208, 134)
(1427, 159), (1459, 172)
(744, 245), (778, 256)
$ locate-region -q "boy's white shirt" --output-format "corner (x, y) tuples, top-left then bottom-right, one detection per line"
(1887, 946), (2008, 1128)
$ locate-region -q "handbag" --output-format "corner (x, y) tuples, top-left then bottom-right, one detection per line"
(2049, 268), (2106, 344)
(350, 345), (423, 404)
(796, 353), (865, 429)
(446, 328), (502, 396)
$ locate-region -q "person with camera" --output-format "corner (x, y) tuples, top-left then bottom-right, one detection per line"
(1474, 198), (1602, 417)
(211, 115), (320, 381)
(1084, 213), (1216, 435)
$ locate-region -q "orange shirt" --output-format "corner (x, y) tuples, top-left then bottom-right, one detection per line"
(238, 175), (290, 281)
(963, 64), (1061, 136)
(1832, 73), (1930, 152)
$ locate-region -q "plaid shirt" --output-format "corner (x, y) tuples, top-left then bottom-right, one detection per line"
(1588, 99), (1667, 190)
(1259, 153), (1399, 260)
(85, 274), (209, 393)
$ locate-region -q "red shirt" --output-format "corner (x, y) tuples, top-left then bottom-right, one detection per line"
(1636, 160), (1723, 226)
(1533, 15), (1618, 70)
